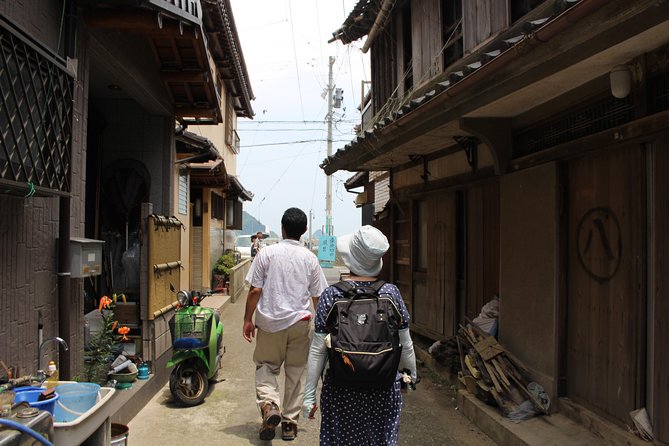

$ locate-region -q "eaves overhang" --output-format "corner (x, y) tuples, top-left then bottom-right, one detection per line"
(188, 159), (227, 186)
(84, 0), (247, 125)
(344, 171), (368, 191)
(321, 0), (669, 175)
(329, 0), (385, 44)
(201, 0), (255, 118)
(228, 175), (253, 201)
(176, 128), (220, 163)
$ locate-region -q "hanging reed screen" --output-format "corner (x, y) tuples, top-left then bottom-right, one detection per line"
(0, 18), (74, 195)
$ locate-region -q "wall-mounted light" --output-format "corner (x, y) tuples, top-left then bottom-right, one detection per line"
(195, 198), (202, 217)
(610, 65), (632, 99)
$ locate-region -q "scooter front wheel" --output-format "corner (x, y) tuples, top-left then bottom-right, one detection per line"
(170, 360), (209, 407)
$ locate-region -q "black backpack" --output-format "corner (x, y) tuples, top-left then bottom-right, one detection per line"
(325, 280), (403, 388)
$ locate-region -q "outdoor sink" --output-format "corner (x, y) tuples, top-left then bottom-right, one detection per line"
(43, 381), (116, 446)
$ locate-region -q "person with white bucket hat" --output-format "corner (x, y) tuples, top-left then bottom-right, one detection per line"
(302, 225), (417, 446)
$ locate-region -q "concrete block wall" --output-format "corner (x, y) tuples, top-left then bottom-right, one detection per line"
(0, 196), (60, 375)
(0, 7), (89, 378)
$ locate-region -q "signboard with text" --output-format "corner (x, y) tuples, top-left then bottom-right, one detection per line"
(318, 235), (337, 268)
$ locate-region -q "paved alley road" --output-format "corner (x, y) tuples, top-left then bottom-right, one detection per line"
(128, 284), (496, 445)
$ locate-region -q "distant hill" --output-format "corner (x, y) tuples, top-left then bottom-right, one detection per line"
(242, 211), (279, 238)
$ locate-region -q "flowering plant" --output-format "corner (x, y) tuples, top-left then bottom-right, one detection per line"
(79, 295), (123, 383)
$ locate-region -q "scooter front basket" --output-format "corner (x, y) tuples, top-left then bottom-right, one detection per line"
(170, 312), (213, 350)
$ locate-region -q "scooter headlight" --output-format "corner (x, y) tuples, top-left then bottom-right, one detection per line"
(177, 290), (191, 306)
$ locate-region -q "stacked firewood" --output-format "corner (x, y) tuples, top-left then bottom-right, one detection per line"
(457, 319), (549, 416)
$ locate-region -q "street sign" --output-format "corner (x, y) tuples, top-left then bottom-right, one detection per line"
(318, 235), (337, 268)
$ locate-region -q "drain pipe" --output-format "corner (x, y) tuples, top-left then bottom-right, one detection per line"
(57, 196), (72, 380)
(57, 0), (78, 380)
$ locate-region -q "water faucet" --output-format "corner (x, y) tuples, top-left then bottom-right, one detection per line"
(38, 336), (69, 371)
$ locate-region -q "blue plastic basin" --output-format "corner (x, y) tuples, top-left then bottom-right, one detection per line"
(13, 390), (59, 415)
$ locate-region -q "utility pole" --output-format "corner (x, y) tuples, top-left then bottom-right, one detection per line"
(308, 209), (313, 249)
(325, 56), (335, 236)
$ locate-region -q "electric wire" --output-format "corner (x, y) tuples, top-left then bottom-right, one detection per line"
(238, 120), (358, 124)
(287, 0), (305, 120)
(242, 139), (350, 148)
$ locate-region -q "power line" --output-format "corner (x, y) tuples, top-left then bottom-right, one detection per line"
(238, 120), (358, 124)
(242, 139), (351, 148)
(287, 0), (305, 120)
(236, 128), (325, 132)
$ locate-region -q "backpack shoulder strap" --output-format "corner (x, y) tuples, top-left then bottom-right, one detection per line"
(332, 280), (356, 296)
(371, 280), (386, 293)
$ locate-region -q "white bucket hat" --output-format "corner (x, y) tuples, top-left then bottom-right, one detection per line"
(337, 225), (389, 277)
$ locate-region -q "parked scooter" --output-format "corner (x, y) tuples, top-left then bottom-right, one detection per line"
(167, 290), (223, 406)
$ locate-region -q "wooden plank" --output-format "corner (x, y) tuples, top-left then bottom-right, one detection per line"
(492, 358), (511, 387)
(483, 360), (503, 393)
(473, 336), (503, 361)
(652, 133), (669, 443)
(507, 371), (549, 415)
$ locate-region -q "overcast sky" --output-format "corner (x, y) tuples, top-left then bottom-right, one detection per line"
(230, 0), (369, 238)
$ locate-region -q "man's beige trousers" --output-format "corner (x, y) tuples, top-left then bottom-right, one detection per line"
(254, 320), (312, 424)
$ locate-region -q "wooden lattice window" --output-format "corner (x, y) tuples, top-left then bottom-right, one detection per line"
(0, 18), (74, 195)
(513, 95), (634, 157)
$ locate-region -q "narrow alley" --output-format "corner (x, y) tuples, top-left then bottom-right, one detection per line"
(128, 289), (496, 445)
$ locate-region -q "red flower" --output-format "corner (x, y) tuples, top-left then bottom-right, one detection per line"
(118, 326), (130, 342)
(99, 296), (112, 311)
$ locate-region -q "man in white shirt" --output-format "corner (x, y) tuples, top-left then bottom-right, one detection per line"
(243, 207), (327, 441)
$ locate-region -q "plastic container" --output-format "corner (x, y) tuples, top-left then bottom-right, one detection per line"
(13, 389), (59, 415)
(47, 361), (59, 389)
(13, 386), (44, 393)
(111, 423), (129, 446)
(54, 383), (100, 423)
(137, 364), (149, 379)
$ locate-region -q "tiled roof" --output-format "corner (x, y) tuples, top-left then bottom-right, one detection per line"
(228, 175), (254, 201)
(202, 0), (255, 118)
(329, 0), (385, 44)
(321, 0), (584, 174)
(176, 128), (220, 162)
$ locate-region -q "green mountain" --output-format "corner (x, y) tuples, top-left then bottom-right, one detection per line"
(242, 211), (279, 238)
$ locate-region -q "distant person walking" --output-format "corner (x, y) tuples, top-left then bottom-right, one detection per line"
(251, 231), (264, 258)
(250, 234), (257, 257)
(302, 225), (418, 446)
(243, 208), (328, 441)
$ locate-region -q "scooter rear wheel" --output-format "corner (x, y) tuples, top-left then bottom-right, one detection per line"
(170, 360), (209, 406)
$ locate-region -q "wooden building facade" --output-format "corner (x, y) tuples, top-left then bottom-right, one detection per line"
(325, 0), (669, 442)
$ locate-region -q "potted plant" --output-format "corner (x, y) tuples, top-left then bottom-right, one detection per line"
(212, 252), (236, 292)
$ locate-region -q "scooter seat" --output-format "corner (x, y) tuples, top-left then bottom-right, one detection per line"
(174, 338), (208, 350)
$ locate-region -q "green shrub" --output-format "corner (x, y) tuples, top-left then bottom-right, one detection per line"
(213, 251), (237, 278)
